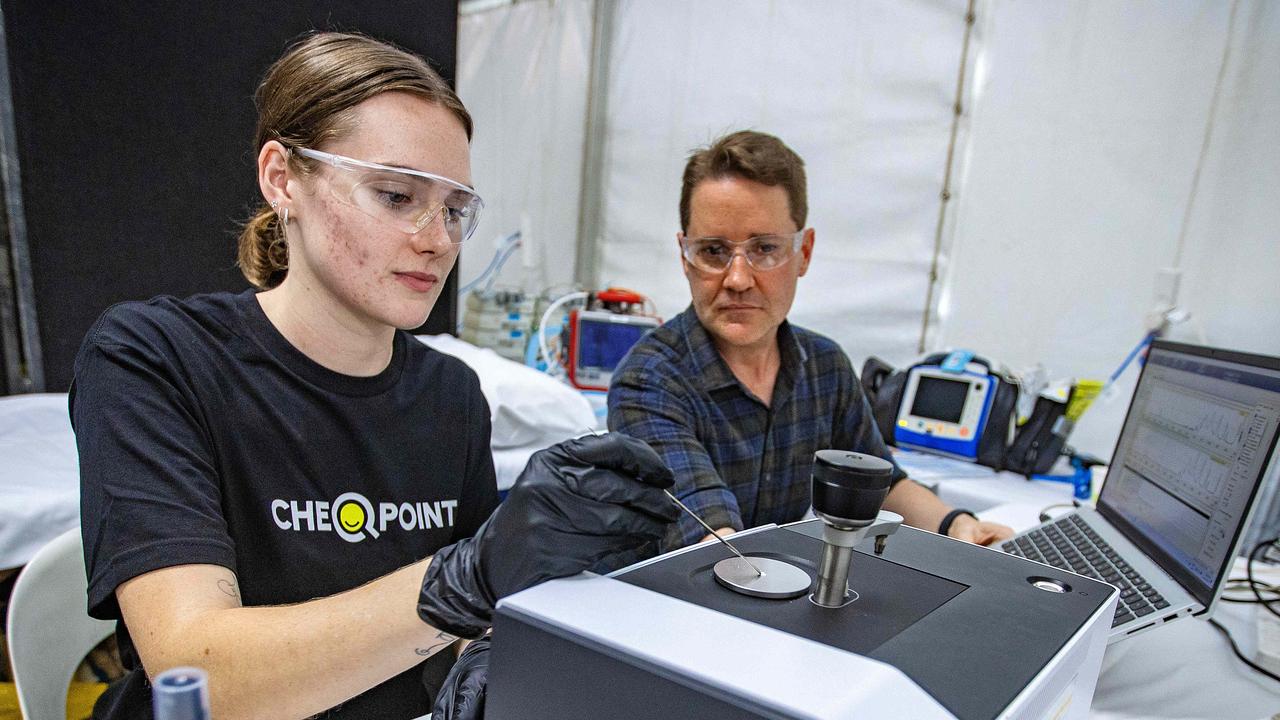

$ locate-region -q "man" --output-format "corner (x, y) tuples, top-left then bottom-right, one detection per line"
(608, 130), (1013, 553)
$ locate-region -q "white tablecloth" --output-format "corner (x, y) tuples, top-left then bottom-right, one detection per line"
(1090, 557), (1280, 719)
(0, 393), (80, 570)
(892, 447), (1078, 512)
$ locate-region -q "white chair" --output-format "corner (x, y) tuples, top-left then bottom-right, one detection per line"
(0, 393), (81, 571)
(6, 527), (115, 720)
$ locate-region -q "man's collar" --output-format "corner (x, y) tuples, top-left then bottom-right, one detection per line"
(677, 306), (808, 395)
(679, 306), (740, 392)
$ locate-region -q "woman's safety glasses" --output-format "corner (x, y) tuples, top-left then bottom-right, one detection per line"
(295, 147), (484, 244)
(680, 230), (806, 274)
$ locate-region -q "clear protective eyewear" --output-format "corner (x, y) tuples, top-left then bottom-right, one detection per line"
(294, 147), (484, 244)
(680, 230), (806, 273)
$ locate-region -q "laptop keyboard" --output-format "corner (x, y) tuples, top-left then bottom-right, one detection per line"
(1002, 514), (1169, 627)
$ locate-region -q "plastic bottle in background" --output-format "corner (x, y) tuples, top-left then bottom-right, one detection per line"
(153, 667), (211, 720)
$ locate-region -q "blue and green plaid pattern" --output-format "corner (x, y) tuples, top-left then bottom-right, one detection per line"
(608, 306), (905, 551)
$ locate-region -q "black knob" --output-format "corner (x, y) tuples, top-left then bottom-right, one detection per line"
(811, 450), (894, 527)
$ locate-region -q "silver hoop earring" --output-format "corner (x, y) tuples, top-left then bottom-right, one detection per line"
(282, 207), (290, 225)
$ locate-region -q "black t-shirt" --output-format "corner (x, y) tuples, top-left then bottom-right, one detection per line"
(71, 290), (499, 719)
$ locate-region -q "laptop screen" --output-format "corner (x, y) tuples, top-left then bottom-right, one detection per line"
(1098, 341), (1280, 608)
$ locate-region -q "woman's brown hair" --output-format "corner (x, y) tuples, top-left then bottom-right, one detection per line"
(238, 32), (472, 289)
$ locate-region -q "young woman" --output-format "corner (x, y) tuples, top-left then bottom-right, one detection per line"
(71, 32), (674, 720)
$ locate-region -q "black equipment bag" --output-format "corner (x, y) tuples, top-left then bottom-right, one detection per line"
(1003, 394), (1071, 477)
(860, 356), (906, 446)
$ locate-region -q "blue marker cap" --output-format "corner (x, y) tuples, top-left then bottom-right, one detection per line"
(153, 667), (210, 720)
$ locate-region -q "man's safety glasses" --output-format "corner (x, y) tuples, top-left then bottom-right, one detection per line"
(680, 230), (806, 273)
(294, 147), (484, 244)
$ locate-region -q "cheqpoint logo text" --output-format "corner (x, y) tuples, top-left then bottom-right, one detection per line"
(271, 492), (459, 543)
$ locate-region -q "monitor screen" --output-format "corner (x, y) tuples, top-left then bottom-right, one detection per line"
(1100, 343), (1280, 605)
(578, 319), (652, 372)
(910, 375), (969, 424)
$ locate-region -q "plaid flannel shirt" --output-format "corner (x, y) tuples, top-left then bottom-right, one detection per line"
(608, 306), (905, 552)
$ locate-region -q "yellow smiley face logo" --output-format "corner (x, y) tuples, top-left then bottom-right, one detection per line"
(337, 501), (366, 533)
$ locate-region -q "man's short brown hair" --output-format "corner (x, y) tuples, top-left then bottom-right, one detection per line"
(679, 130), (807, 233)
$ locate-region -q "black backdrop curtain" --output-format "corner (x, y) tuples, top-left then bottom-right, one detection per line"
(0, 1), (461, 393)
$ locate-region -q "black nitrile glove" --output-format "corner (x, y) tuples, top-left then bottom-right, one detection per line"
(432, 637), (490, 720)
(418, 432), (677, 638)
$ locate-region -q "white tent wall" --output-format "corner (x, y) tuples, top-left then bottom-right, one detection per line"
(593, 0), (970, 368)
(1174, 1), (1280, 359)
(457, 0), (972, 363)
(456, 0), (594, 296)
(457, 1), (1280, 462)
(937, 0), (1280, 460)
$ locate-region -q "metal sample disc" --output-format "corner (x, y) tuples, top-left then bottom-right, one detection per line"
(713, 556), (812, 600)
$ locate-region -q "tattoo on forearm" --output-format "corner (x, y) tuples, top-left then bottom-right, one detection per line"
(414, 630), (458, 657)
(217, 578), (240, 601)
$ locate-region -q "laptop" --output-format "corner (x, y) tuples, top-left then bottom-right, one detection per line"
(1002, 340), (1280, 642)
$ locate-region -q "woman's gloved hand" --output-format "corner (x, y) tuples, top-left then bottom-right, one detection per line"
(432, 638), (490, 720)
(418, 432), (677, 638)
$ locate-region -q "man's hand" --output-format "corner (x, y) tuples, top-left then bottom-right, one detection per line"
(417, 432), (678, 638)
(947, 514), (1014, 546)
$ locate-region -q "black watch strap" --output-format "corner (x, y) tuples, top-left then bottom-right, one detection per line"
(938, 508), (977, 536)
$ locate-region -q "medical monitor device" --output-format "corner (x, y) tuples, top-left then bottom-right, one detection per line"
(566, 310), (660, 392)
(895, 364), (998, 460)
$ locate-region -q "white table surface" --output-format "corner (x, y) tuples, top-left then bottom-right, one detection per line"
(891, 447), (1080, 513)
(1092, 581), (1280, 719)
(0, 393), (80, 571)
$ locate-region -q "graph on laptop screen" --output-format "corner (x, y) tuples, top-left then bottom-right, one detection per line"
(1099, 343), (1280, 605)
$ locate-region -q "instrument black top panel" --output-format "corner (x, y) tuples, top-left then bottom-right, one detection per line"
(616, 521), (1112, 719)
